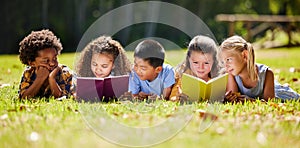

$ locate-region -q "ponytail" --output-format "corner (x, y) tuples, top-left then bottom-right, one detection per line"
(245, 42), (257, 81)
(220, 35), (258, 81)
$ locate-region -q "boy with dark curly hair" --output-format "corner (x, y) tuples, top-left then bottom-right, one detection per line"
(18, 29), (73, 99)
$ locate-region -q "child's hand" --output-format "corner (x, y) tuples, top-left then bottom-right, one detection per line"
(224, 91), (256, 103)
(147, 93), (159, 101)
(49, 66), (61, 79)
(224, 91), (239, 102)
(175, 85), (189, 102)
(119, 91), (133, 101)
(138, 92), (150, 100)
(178, 93), (189, 103)
(47, 66), (62, 97)
(35, 66), (50, 80)
(134, 92), (158, 101)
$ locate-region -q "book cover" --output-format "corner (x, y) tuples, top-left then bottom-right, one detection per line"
(76, 75), (129, 102)
(181, 73), (228, 103)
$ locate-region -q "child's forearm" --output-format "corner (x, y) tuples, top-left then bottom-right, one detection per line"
(263, 69), (275, 101)
(163, 86), (172, 100)
(48, 78), (62, 98)
(132, 92), (153, 100)
(21, 78), (45, 99)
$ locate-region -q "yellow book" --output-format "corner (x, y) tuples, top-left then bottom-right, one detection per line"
(181, 73), (228, 103)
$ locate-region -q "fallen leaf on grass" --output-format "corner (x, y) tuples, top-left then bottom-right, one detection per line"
(66, 106), (79, 113)
(7, 109), (17, 112)
(197, 109), (218, 133)
(269, 102), (279, 109)
(269, 102), (287, 111)
(222, 109), (230, 114)
(196, 109), (218, 121)
(172, 106), (177, 111)
(74, 109), (79, 113)
(112, 112), (120, 116)
(280, 78), (285, 81)
(165, 114), (174, 118)
(19, 104), (31, 112)
(67, 106), (72, 112)
(292, 78), (298, 82)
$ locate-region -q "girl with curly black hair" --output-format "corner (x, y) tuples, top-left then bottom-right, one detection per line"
(75, 36), (131, 78)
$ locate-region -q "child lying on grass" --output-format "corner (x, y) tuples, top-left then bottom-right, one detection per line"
(219, 35), (300, 102)
(18, 29), (73, 99)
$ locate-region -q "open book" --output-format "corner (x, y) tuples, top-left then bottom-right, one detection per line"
(76, 75), (129, 102)
(181, 73), (228, 103)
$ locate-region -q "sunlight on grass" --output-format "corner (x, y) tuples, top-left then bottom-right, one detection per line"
(0, 48), (300, 147)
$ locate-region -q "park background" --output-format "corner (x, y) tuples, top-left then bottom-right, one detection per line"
(1, 0), (300, 148)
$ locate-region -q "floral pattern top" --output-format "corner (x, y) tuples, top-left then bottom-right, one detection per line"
(18, 64), (74, 98)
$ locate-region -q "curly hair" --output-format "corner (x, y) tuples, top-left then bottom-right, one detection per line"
(19, 29), (62, 65)
(76, 36), (131, 77)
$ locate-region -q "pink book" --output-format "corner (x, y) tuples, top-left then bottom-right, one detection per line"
(76, 75), (129, 102)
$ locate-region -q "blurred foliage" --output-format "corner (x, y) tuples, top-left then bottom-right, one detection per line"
(0, 0), (299, 54)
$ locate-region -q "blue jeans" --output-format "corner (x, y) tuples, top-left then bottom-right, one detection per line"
(275, 81), (300, 101)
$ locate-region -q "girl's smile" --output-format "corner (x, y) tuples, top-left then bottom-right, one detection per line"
(188, 51), (213, 82)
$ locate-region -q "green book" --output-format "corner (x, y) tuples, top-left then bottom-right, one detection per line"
(181, 73), (228, 103)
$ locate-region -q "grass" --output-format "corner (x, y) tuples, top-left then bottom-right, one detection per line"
(0, 47), (300, 148)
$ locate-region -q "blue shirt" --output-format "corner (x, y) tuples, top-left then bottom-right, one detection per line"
(129, 64), (175, 96)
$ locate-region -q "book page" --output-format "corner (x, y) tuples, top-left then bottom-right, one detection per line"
(207, 73), (228, 103)
(181, 73), (228, 102)
(182, 73), (201, 101)
(182, 73), (209, 101)
(198, 80), (208, 101)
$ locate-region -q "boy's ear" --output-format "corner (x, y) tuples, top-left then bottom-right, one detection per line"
(155, 66), (163, 73)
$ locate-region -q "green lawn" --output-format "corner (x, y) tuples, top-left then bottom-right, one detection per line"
(0, 48), (300, 148)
